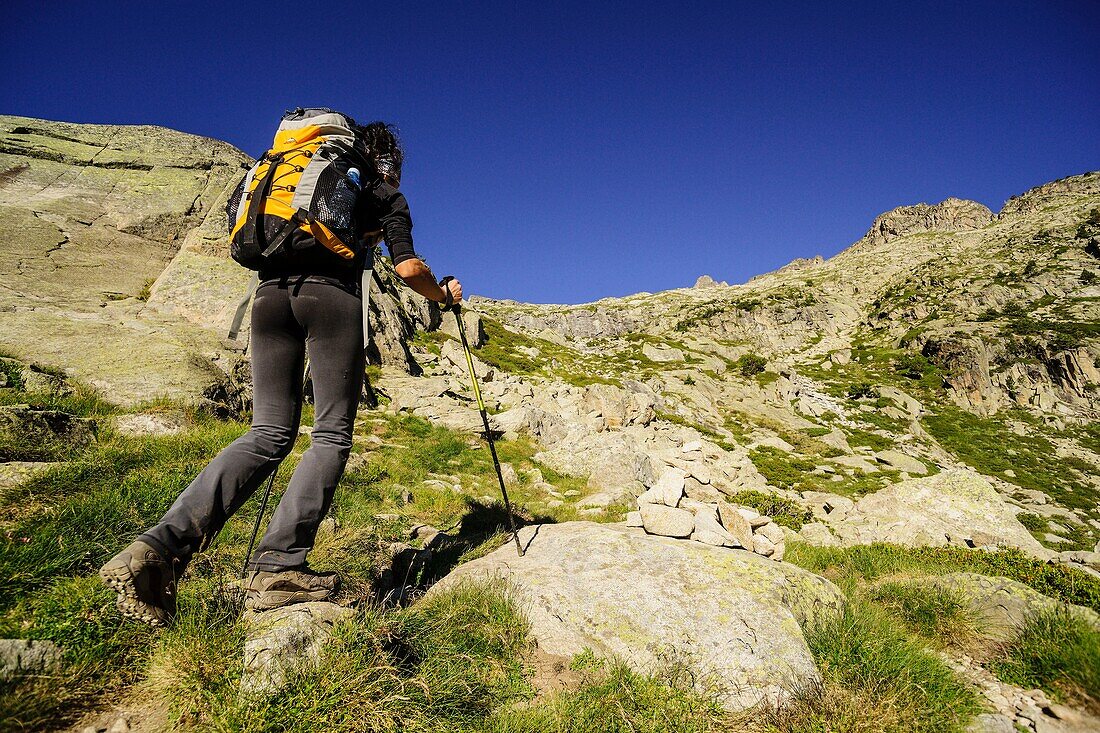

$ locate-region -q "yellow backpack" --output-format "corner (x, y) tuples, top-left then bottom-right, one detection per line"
(226, 108), (373, 269)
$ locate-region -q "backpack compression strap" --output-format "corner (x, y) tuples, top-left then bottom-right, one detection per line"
(227, 273), (259, 342)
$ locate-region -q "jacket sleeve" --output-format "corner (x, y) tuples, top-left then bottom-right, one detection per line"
(368, 181), (417, 266)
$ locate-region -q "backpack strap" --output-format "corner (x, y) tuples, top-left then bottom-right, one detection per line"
(361, 246), (374, 350)
(228, 272), (259, 342)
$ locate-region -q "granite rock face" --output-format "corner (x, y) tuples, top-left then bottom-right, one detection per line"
(431, 521), (844, 711)
(859, 197), (994, 248)
(0, 115), (436, 407)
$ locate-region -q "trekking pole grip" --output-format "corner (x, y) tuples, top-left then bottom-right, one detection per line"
(439, 276), (458, 313)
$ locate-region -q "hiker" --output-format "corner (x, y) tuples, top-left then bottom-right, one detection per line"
(100, 109), (462, 626)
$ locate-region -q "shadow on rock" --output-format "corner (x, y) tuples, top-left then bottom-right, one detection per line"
(374, 497), (556, 607)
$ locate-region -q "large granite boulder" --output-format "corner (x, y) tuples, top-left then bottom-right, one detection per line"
(832, 470), (1048, 558)
(430, 521), (844, 711)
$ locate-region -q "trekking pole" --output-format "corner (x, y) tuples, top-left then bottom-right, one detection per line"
(442, 288), (524, 557)
(240, 468), (278, 579)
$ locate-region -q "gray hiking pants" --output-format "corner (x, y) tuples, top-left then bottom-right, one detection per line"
(140, 277), (364, 571)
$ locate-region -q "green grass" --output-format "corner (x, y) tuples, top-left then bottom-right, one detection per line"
(0, 386), (631, 728)
(988, 607), (1100, 707)
(869, 581), (982, 650)
(1015, 512), (1096, 552)
(472, 318), (618, 388)
(759, 596), (982, 733)
(489, 653), (732, 733)
(726, 488), (813, 530)
(747, 446), (898, 500)
(785, 542), (1100, 613)
(158, 580), (532, 732)
(923, 406), (1098, 517)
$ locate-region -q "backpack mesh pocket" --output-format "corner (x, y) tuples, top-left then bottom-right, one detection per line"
(225, 174), (247, 234)
(311, 165), (358, 247)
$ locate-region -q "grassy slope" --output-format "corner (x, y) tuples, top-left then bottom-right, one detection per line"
(4, 352), (1100, 731)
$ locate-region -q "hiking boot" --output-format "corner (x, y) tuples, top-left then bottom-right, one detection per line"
(243, 566), (340, 611)
(99, 540), (178, 627)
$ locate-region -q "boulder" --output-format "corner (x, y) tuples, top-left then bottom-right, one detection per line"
(797, 522), (839, 546)
(757, 522), (786, 544)
(646, 467), (685, 507)
(874, 449), (928, 475)
(833, 470), (1048, 557)
(535, 432), (657, 491)
(639, 504), (695, 538)
(0, 405), (96, 460)
(430, 522), (844, 710)
(114, 411), (186, 436)
(642, 343), (684, 363)
(439, 309), (485, 347)
(0, 638), (62, 677)
(240, 602), (355, 698)
(908, 573), (1099, 642)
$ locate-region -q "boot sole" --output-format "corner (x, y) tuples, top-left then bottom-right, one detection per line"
(99, 562), (171, 628)
(244, 588), (334, 612)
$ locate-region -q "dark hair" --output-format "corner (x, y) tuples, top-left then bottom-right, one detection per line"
(357, 121), (404, 170)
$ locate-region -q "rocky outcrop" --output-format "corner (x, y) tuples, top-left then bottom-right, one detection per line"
(999, 172), (1100, 219)
(831, 470), (1048, 557)
(0, 115), (255, 406)
(430, 521), (844, 711)
(859, 197), (993, 248)
(0, 115), (437, 404)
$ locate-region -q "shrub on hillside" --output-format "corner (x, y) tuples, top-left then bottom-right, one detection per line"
(734, 353), (767, 376)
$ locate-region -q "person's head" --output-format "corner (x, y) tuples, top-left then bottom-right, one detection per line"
(357, 121), (403, 188)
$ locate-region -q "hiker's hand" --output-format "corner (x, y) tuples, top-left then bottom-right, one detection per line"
(443, 278), (463, 305)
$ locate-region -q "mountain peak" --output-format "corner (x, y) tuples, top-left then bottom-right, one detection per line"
(859, 197), (994, 248)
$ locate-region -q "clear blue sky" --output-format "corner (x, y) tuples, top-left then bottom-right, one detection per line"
(3, 1), (1098, 304)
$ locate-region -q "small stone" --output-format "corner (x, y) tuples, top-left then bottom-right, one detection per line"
(0, 638), (62, 676)
(652, 468), (685, 507)
(107, 719), (130, 733)
(409, 524), (439, 541)
(373, 513), (401, 522)
(752, 535), (776, 557)
(400, 489), (414, 504)
(81, 727), (97, 733)
(563, 490), (581, 498)
(639, 504), (695, 538)
(624, 511), (643, 527)
(691, 509), (740, 547)
(681, 440), (703, 453)
(966, 713), (1016, 733)
(757, 522), (785, 544)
